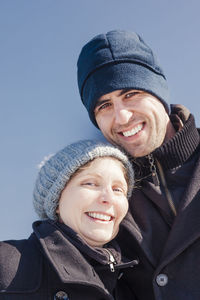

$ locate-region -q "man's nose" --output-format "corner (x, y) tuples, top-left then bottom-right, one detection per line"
(114, 103), (132, 125)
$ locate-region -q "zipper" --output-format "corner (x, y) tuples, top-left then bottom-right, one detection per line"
(104, 248), (116, 272)
(148, 154), (160, 186)
(148, 154), (177, 216)
(155, 159), (177, 216)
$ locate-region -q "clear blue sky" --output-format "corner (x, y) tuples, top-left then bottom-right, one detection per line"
(1, 0), (200, 240)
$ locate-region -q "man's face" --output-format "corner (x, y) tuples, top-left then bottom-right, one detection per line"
(94, 89), (173, 157)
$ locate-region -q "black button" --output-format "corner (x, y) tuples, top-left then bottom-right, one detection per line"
(54, 291), (69, 300)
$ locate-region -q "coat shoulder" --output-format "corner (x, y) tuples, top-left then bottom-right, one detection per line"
(0, 233), (42, 293)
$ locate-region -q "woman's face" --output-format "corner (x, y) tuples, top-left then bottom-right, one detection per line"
(57, 157), (128, 247)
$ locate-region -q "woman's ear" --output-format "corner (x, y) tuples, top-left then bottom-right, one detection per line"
(56, 206), (60, 216)
(56, 205), (63, 223)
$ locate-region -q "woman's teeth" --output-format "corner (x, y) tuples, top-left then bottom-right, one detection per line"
(87, 212), (112, 221)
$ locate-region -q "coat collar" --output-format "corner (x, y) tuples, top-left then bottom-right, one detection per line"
(33, 220), (106, 288)
(132, 105), (200, 185)
(33, 220), (137, 289)
(1, 221), (133, 296)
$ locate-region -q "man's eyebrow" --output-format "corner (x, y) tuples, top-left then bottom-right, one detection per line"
(118, 88), (134, 96)
(95, 99), (110, 109)
(95, 88), (135, 109)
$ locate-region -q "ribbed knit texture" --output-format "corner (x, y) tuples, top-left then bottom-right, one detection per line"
(33, 139), (134, 220)
(154, 114), (200, 170)
(132, 111), (200, 183)
(77, 30), (169, 128)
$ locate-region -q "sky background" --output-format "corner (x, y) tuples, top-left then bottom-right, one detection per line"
(1, 0), (200, 240)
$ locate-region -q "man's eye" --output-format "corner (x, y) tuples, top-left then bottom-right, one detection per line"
(125, 91), (140, 98)
(98, 102), (111, 111)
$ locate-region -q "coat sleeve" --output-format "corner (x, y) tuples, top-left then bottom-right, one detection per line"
(0, 234), (42, 293)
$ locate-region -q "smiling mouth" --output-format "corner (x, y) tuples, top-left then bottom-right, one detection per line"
(121, 123), (144, 137)
(86, 212), (113, 221)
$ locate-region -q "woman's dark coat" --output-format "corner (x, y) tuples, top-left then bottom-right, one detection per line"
(0, 220), (138, 300)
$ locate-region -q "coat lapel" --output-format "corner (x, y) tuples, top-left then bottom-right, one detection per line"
(36, 222), (105, 288)
(159, 155), (200, 267)
(128, 184), (173, 268)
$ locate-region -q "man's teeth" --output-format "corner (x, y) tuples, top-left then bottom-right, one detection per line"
(123, 124), (143, 137)
(87, 212), (112, 221)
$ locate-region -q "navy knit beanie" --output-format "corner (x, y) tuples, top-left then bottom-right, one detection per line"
(77, 30), (170, 128)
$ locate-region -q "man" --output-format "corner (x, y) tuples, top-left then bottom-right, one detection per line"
(77, 30), (200, 299)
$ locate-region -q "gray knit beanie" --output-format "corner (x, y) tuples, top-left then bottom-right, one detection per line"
(33, 140), (134, 220)
(77, 30), (170, 128)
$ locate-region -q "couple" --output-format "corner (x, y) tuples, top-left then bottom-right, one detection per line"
(1, 30), (199, 300)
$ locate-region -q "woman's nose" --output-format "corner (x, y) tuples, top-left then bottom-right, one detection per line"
(99, 188), (114, 204)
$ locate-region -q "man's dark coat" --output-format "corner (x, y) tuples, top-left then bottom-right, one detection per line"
(118, 106), (200, 299)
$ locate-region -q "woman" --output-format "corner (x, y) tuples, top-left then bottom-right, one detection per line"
(0, 140), (138, 300)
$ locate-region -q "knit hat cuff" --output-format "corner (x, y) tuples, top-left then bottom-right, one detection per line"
(33, 140), (134, 220)
(82, 62), (170, 128)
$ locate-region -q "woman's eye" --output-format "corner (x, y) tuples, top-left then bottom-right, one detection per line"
(113, 187), (124, 193)
(82, 182), (96, 187)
